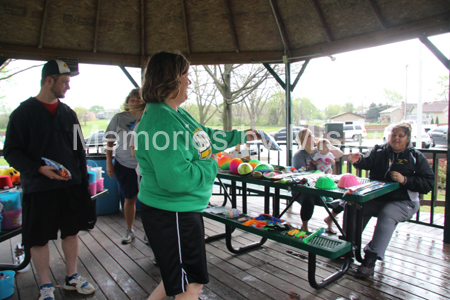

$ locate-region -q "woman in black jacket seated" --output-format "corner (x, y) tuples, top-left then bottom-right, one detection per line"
(348, 123), (434, 279)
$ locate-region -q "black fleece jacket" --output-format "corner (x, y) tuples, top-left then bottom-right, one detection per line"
(354, 144), (434, 202)
(4, 97), (89, 193)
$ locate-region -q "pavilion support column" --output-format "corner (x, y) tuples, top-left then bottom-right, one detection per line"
(445, 62), (450, 244)
(263, 59), (309, 166)
(284, 56), (293, 166)
(420, 37), (450, 244)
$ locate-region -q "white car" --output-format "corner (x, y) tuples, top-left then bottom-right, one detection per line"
(343, 123), (367, 141)
(383, 124), (431, 148)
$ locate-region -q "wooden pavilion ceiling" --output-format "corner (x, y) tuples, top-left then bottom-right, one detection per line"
(0, 0), (449, 67)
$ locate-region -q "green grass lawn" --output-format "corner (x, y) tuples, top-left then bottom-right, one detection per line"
(80, 119), (110, 135)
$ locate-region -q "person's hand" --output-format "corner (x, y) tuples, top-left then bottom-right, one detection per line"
(245, 130), (261, 141)
(348, 153), (361, 164)
(390, 171), (405, 184)
(106, 161), (114, 179)
(311, 160), (320, 166)
(211, 153), (219, 163)
(38, 165), (68, 181)
(327, 158), (335, 165)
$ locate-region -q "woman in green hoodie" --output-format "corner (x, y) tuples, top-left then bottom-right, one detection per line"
(135, 51), (259, 300)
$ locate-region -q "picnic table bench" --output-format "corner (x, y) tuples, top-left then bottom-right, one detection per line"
(204, 171), (399, 289)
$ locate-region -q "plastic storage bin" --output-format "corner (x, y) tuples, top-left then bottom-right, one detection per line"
(2, 207), (22, 230)
(86, 154), (120, 215)
(0, 191), (21, 211)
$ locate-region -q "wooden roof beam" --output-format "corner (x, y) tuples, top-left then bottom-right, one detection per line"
(38, 0), (50, 48)
(289, 13), (450, 62)
(180, 0), (191, 55)
(268, 0), (291, 54)
(226, 0), (240, 53)
(309, 0), (333, 43)
(366, 0), (388, 30)
(140, 0), (145, 56)
(93, 0), (102, 53)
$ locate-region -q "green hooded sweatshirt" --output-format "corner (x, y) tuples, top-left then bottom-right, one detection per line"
(135, 102), (245, 212)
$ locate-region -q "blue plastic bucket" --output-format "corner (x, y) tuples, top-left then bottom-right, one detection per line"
(0, 270), (15, 300)
(86, 160), (98, 168)
(87, 170), (97, 184)
(0, 192), (21, 211)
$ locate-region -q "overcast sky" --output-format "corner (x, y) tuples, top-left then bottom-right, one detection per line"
(1, 32), (449, 113)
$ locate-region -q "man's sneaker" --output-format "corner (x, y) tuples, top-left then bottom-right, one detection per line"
(121, 229), (135, 244)
(355, 251), (378, 279)
(39, 284), (55, 300)
(143, 234), (150, 244)
(63, 273), (95, 295)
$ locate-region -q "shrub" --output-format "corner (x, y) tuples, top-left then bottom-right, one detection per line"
(437, 160), (447, 189)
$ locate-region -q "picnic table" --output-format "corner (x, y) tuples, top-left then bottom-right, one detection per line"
(204, 171), (399, 288)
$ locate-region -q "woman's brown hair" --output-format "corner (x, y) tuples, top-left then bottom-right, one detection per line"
(141, 51), (190, 104)
(123, 88), (141, 112)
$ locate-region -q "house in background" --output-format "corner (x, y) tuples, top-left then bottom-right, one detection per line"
(380, 103), (416, 123)
(410, 101), (449, 124)
(379, 107), (402, 123)
(330, 112), (365, 123)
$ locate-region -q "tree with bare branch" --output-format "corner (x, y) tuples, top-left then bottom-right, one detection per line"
(0, 59), (43, 82)
(242, 79), (271, 129)
(203, 64), (269, 131)
(188, 66), (219, 125)
(266, 89), (286, 125)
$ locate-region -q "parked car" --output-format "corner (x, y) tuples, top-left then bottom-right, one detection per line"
(343, 123), (367, 141)
(383, 124), (431, 148)
(428, 125), (448, 147)
(423, 124), (437, 133)
(84, 130), (106, 145)
(270, 126), (303, 141)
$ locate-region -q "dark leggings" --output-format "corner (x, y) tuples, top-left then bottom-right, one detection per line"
(332, 205), (345, 215)
(292, 192), (317, 221)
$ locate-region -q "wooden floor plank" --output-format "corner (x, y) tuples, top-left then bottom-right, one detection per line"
(77, 229), (135, 300)
(87, 223), (158, 297)
(3, 192), (450, 300)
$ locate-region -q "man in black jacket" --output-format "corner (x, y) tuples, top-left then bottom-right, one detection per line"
(4, 60), (96, 300)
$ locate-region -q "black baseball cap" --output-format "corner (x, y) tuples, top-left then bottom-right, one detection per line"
(41, 60), (79, 78)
